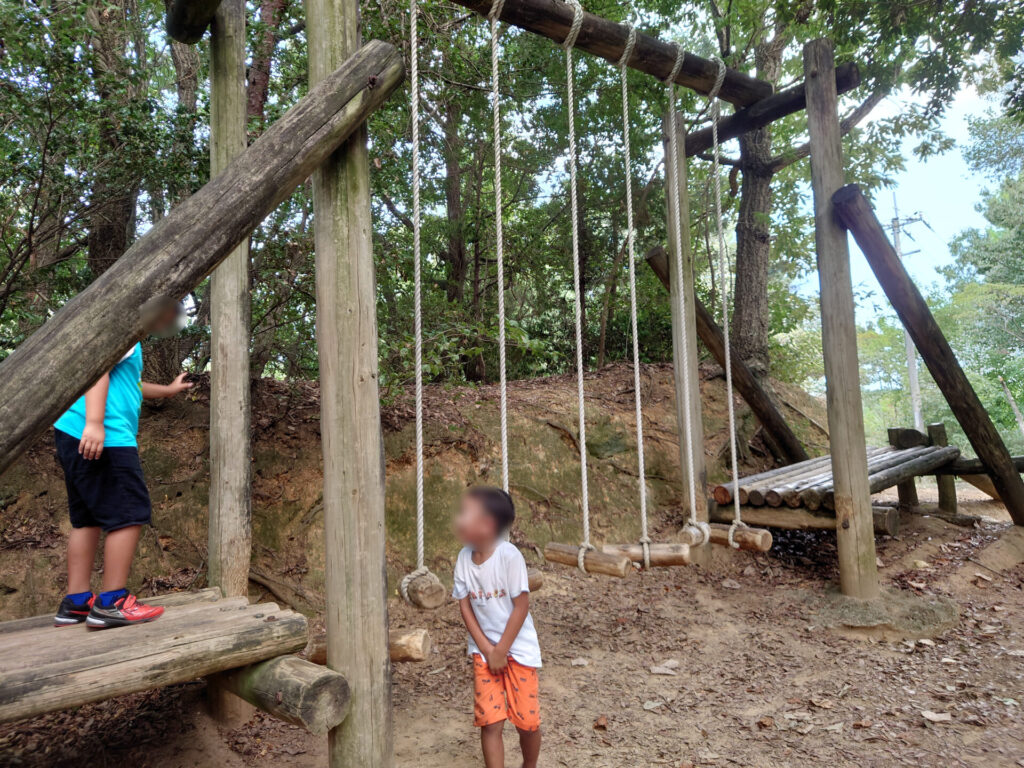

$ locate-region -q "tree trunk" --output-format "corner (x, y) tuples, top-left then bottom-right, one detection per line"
(247, 0), (289, 123)
(442, 104), (467, 302)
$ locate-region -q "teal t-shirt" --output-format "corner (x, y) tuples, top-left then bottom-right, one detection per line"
(54, 343), (144, 447)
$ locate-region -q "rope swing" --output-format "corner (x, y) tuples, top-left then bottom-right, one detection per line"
(400, 0), (444, 607)
(561, 0), (594, 573)
(706, 58), (747, 548)
(616, 25), (654, 569)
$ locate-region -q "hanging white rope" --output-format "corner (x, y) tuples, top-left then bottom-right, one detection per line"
(561, 0), (593, 573)
(665, 44), (710, 547)
(706, 58), (746, 548)
(489, 0), (510, 493)
(400, 0), (433, 602)
(616, 26), (652, 569)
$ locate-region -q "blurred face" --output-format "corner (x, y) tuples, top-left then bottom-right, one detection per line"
(148, 302), (185, 337)
(455, 494), (498, 549)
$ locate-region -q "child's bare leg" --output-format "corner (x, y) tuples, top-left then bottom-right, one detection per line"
(517, 726), (540, 768)
(67, 527), (101, 594)
(481, 721), (505, 768)
(101, 525), (142, 591)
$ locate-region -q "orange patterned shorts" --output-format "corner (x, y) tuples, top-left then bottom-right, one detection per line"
(472, 654), (541, 731)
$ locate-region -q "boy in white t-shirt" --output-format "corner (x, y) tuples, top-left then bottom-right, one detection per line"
(453, 487), (541, 768)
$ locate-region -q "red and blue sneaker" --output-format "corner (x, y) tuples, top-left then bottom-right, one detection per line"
(54, 593), (95, 627)
(86, 593), (164, 629)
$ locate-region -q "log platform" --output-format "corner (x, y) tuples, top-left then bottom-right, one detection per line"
(0, 590), (308, 724)
(711, 443), (961, 532)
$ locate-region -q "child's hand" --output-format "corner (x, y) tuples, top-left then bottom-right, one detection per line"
(167, 372), (194, 396)
(79, 421), (105, 460)
(486, 647), (509, 675)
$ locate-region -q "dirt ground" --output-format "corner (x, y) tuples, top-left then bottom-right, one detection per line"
(1, 369), (1022, 767)
(2, 485), (1022, 768)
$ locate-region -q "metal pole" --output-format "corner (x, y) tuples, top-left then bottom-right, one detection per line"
(891, 196), (924, 432)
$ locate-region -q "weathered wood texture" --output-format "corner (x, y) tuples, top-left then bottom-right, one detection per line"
(450, 0), (770, 105)
(208, 0), (252, 602)
(888, 429), (919, 509)
(888, 427), (929, 449)
(388, 629), (432, 662)
(680, 523), (773, 552)
(711, 505), (900, 536)
(602, 542), (692, 566)
(928, 423), (958, 514)
(307, 4), (393, 766)
(0, 587), (222, 635)
(937, 456), (1024, 475)
(0, 41), (405, 475)
(646, 246), (808, 464)
(544, 542), (631, 577)
(217, 655), (350, 735)
(663, 113), (709, 565)
(684, 62), (861, 157)
(0, 600), (306, 723)
(804, 39), (878, 598)
(405, 570), (446, 609)
(528, 568), (544, 592)
(166, 0), (223, 43)
(831, 182), (1024, 527)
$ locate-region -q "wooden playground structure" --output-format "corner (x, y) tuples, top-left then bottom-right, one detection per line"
(0, 0), (1022, 765)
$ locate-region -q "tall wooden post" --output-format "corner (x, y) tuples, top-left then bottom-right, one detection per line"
(207, 0), (254, 725)
(663, 111), (709, 563)
(803, 39), (879, 599)
(306, 0), (393, 761)
(208, 0), (251, 602)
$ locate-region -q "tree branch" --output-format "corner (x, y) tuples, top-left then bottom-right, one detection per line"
(767, 86), (889, 173)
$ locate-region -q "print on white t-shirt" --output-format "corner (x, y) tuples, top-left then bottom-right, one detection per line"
(452, 540), (542, 668)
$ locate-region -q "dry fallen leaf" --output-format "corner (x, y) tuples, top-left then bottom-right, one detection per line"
(721, 578), (741, 590)
(650, 665), (679, 676)
(852, 719), (873, 729)
(642, 700), (664, 711)
(922, 710), (952, 723)
(593, 715), (608, 731)
(757, 716), (775, 729)
(571, 657), (589, 667)
(810, 698), (834, 709)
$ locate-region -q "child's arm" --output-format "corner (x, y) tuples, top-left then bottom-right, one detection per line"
(458, 596), (495, 660)
(79, 373), (110, 459)
(486, 592), (530, 673)
(142, 373), (193, 399)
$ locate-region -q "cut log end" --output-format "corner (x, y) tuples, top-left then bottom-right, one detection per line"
(544, 542), (631, 578)
(404, 571), (446, 610)
(527, 568), (544, 592)
(388, 629), (432, 663)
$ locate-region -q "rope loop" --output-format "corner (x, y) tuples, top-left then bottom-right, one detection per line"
(709, 56), (727, 102)
(577, 543), (595, 573)
(665, 42), (686, 83)
(639, 535), (652, 569)
(617, 25), (637, 68)
(727, 519), (748, 549)
(488, 0), (505, 21)
(685, 521), (712, 547)
(562, 0), (584, 50)
(399, 565), (430, 603)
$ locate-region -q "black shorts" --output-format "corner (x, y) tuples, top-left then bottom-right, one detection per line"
(54, 429), (152, 532)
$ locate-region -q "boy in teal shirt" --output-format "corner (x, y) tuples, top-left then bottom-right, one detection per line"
(53, 340), (192, 628)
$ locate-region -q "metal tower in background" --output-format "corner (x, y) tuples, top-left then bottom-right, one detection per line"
(889, 194), (928, 432)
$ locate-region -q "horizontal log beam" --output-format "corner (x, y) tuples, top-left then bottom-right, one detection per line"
(388, 629), (432, 662)
(215, 655), (350, 735)
(710, 505), (899, 536)
(646, 246), (809, 465)
(449, 0), (770, 106)
(684, 62), (861, 157)
(936, 456), (1024, 475)
(602, 542), (691, 566)
(544, 542), (631, 577)
(681, 522), (773, 552)
(166, 0), (223, 43)
(0, 41), (404, 474)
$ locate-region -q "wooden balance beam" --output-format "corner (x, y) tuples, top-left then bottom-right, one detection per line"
(0, 598), (308, 723)
(602, 523), (773, 565)
(0, 40), (405, 474)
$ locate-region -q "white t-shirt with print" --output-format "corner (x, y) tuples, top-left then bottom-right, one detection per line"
(452, 540), (542, 668)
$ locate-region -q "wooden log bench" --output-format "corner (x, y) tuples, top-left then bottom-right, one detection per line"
(0, 590), (313, 725)
(710, 436), (962, 536)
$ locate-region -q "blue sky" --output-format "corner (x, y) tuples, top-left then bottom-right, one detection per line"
(796, 87), (995, 325)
